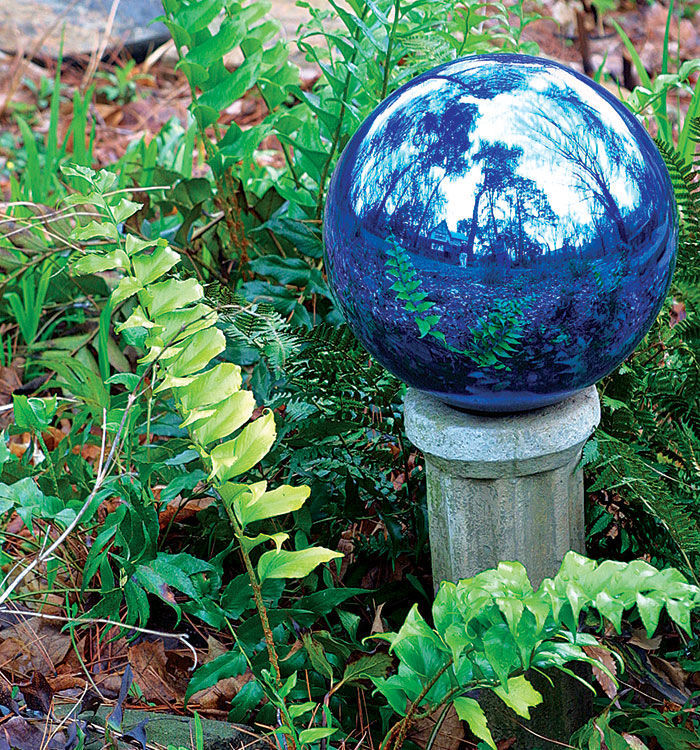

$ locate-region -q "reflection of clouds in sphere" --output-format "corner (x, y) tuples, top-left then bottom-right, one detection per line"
(325, 54), (677, 412)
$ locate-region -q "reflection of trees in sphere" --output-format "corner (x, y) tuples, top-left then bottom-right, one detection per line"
(323, 54), (678, 413)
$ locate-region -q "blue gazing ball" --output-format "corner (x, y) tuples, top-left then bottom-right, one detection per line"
(323, 54), (678, 413)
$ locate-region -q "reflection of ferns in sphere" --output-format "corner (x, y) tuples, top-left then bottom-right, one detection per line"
(324, 53), (678, 412)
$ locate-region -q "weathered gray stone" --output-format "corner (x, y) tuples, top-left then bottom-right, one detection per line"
(0, 0), (167, 58)
(405, 387), (600, 747)
(404, 385), (600, 588)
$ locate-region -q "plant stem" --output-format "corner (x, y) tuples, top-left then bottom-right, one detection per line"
(218, 494), (281, 685)
(381, 0), (402, 101)
(391, 658), (454, 750)
(219, 497), (297, 750)
(314, 6), (370, 221)
(238, 518), (282, 686)
(36, 431), (60, 497)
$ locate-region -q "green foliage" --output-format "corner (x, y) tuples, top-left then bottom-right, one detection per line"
(612, 0), (700, 160)
(4, 261), (52, 345)
(376, 552), (700, 749)
(1, 5), (696, 750)
(587, 121), (700, 578)
(384, 236), (533, 369)
(385, 236), (443, 339)
(95, 60), (153, 105)
(572, 702), (700, 750)
(63, 164), (366, 747)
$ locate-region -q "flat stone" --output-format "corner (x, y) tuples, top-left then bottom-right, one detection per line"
(0, 0), (336, 61)
(0, 0), (167, 57)
(53, 706), (267, 750)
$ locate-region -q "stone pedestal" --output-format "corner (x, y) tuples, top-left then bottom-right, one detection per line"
(404, 385), (600, 588)
(404, 386), (601, 747)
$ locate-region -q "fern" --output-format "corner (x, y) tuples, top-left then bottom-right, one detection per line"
(589, 122), (700, 578)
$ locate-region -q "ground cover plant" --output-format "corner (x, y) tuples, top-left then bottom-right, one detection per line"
(0, 1), (698, 749)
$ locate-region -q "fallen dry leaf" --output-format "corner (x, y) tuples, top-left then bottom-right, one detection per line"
(1, 716), (65, 750)
(370, 602), (386, 635)
(409, 705), (464, 750)
(128, 640), (187, 705)
(0, 618), (71, 676)
(583, 644), (618, 700)
(628, 630), (662, 651)
(648, 654), (690, 697)
(158, 495), (214, 529)
(189, 673), (253, 711)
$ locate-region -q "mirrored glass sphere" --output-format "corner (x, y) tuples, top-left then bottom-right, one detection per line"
(324, 54), (678, 412)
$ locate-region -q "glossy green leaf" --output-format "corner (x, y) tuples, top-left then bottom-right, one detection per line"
(132, 244), (181, 285)
(125, 234), (158, 255)
(257, 547), (342, 581)
(297, 728), (337, 745)
(73, 248), (130, 275)
(13, 395), (57, 433)
(240, 531), (289, 554)
(164, 327), (226, 378)
(112, 276), (143, 305)
(209, 411), (276, 482)
(116, 305), (155, 332)
(175, 363), (242, 408)
(491, 675), (543, 719)
(184, 650), (246, 704)
(192, 390), (255, 446)
(236, 483), (310, 526)
(73, 220), (119, 241)
(143, 278), (204, 317)
(198, 56), (261, 111)
(152, 304), (217, 344)
(453, 697), (496, 750)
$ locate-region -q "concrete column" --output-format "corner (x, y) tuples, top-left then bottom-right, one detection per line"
(404, 386), (600, 588)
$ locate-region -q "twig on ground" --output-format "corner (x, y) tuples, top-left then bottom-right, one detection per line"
(0, 606), (198, 668)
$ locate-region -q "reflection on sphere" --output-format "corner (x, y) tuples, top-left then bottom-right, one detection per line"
(324, 53), (678, 412)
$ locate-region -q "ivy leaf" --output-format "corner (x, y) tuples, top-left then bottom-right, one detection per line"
(491, 675), (543, 719)
(453, 697), (496, 750)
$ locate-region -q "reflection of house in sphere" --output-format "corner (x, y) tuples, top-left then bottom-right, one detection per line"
(324, 54), (678, 412)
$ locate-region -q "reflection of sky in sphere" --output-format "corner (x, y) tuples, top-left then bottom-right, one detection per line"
(352, 58), (645, 256)
(324, 54), (677, 412)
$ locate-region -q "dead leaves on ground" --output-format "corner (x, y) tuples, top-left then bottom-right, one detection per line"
(0, 613), (248, 716)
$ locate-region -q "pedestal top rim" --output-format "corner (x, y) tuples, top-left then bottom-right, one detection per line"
(404, 386), (601, 464)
